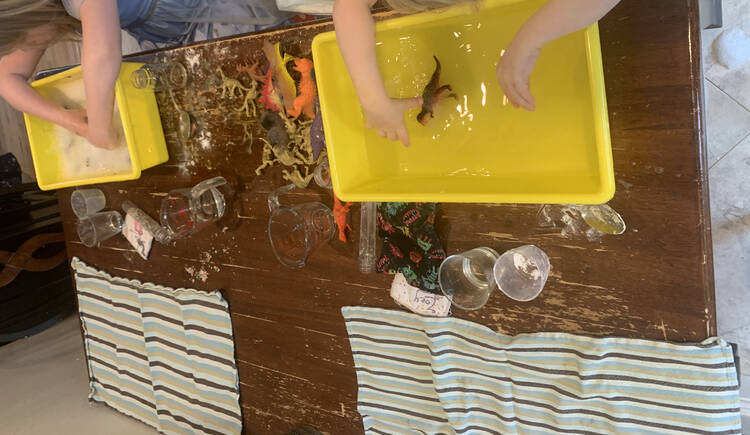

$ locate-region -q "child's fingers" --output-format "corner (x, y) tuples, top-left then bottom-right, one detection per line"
(500, 77), (524, 109)
(397, 127), (411, 147)
(399, 97), (423, 110)
(508, 79), (534, 111)
(515, 76), (536, 111)
(386, 130), (398, 141)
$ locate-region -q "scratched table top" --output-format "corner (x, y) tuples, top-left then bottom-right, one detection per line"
(58, 1), (712, 432)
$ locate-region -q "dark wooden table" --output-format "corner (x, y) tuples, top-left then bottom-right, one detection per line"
(58, 0), (712, 432)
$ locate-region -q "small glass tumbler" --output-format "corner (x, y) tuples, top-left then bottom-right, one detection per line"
(131, 62), (188, 91)
(438, 247), (500, 310)
(267, 184), (336, 269)
(493, 245), (550, 302)
(71, 189), (106, 218)
(77, 211), (124, 247)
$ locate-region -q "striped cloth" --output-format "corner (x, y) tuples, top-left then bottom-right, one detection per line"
(342, 306), (742, 435)
(71, 258), (242, 435)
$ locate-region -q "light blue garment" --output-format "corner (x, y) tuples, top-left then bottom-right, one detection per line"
(61, 0), (153, 27)
(63, 0), (291, 47)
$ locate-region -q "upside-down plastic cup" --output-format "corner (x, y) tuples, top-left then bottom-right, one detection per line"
(438, 247), (500, 310)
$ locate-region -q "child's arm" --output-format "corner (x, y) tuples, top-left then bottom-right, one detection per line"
(0, 27), (89, 138)
(79, 0), (122, 149)
(333, 0), (422, 147)
(497, 0), (620, 111)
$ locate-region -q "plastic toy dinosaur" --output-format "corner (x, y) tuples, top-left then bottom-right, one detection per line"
(255, 142), (275, 175)
(287, 58), (317, 119)
(417, 56), (457, 125)
(235, 80), (259, 117)
(282, 167), (314, 188)
(216, 66), (252, 99)
(309, 97), (326, 160)
(259, 68), (284, 112)
(333, 195), (353, 242)
(263, 41), (297, 113)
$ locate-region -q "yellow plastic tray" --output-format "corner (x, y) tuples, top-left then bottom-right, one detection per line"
(24, 62), (169, 191)
(312, 0), (614, 204)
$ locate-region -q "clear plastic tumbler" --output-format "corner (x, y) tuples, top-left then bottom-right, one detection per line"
(77, 211), (123, 247)
(438, 247), (500, 310)
(71, 189), (106, 218)
(493, 245), (550, 302)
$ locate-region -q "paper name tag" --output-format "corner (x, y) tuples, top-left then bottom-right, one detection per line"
(122, 213), (154, 260)
(390, 273), (451, 317)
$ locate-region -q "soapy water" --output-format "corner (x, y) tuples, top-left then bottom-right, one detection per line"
(380, 21), (486, 144)
(356, 0), (601, 184)
(46, 79), (132, 181)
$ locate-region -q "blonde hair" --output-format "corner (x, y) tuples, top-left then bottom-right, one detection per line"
(383, 0), (477, 13)
(0, 0), (80, 56)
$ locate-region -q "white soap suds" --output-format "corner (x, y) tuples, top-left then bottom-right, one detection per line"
(48, 79), (131, 180)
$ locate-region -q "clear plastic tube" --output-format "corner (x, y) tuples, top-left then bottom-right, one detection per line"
(122, 200), (173, 244)
(358, 202), (377, 273)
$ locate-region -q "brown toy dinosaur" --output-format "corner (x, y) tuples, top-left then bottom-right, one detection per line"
(417, 56), (457, 125)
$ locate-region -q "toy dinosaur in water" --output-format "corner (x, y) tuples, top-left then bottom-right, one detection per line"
(287, 58), (317, 119)
(417, 56), (457, 125)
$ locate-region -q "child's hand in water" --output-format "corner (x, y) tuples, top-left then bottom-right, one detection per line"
(363, 97), (423, 147)
(87, 123), (120, 150)
(496, 35), (541, 111)
(62, 109), (116, 149)
(63, 109), (89, 139)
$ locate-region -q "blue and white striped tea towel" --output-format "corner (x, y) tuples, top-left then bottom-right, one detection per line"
(72, 258), (242, 435)
(343, 306), (741, 435)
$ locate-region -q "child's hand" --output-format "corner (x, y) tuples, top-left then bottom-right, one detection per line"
(63, 109), (89, 139)
(496, 36), (541, 111)
(87, 122), (119, 150)
(363, 97), (423, 147)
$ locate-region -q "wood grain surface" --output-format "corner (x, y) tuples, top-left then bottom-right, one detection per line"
(58, 1), (712, 432)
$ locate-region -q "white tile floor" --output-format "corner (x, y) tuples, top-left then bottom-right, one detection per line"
(702, 0), (750, 406)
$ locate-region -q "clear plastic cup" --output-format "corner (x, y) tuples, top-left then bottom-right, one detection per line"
(268, 202), (336, 268)
(438, 247), (500, 310)
(77, 211), (124, 247)
(267, 184), (336, 268)
(71, 189), (106, 218)
(493, 245), (550, 302)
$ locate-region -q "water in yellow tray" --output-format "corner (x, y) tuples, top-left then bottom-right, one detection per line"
(312, 0), (613, 204)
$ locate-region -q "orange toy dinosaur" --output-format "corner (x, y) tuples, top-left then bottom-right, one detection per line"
(333, 194), (353, 242)
(287, 58), (317, 119)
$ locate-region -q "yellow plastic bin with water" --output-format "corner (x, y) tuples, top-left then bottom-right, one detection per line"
(312, 0), (614, 204)
(23, 62), (169, 191)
